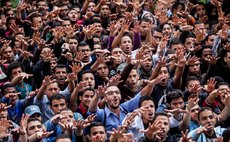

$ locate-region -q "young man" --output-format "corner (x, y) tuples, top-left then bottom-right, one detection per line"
(1, 83), (34, 124)
(188, 107), (226, 141)
(34, 77), (71, 122)
(139, 113), (181, 142)
(8, 62), (32, 99)
(122, 96), (155, 141)
(88, 81), (157, 134)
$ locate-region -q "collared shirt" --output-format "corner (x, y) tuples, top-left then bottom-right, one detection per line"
(34, 87), (71, 122)
(91, 92), (142, 132)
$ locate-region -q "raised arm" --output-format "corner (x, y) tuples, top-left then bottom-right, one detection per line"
(111, 20), (131, 50)
(69, 81), (88, 112)
(88, 86), (106, 113)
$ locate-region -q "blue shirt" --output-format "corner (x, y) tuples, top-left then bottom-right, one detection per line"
(91, 92), (142, 132)
(34, 87), (71, 122)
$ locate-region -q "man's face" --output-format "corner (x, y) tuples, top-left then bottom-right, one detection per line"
(162, 24), (172, 37)
(32, 17), (43, 30)
(224, 52), (230, 67)
(218, 85), (230, 104)
(82, 73), (95, 89)
(111, 48), (124, 65)
(2, 47), (14, 62)
(27, 120), (43, 136)
(0, 103), (8, 119)
(187, 80), (201, 96)
(190, 104), (200, 121)
(105, 86), (121, 109)
(60, 110), (75, 125)
(90, 126), (106, 142)
(6, 10), (14, 17)
(184, 37), (195, 50)
(141, 100), (155, 122)
(189, 61), (200, 74)
(159, 67), (170, 86)
(68, 39), (78, 52)
(140, 21), (149, 36)
(194, 23), (207, 34)
(120, 36), (132, 55)
(68, 9), (79, 21)
(50, 59), (57, 70)
(96, 64), (109, 80)
(11, 67), (23, 79)
(62, 20), (71, 28)
(196, 4), (206, 17)
(125, 70), (139, 89)
(93, 23), (103, 36)
(198, 110), (216, 131)
(153, 31), (163, 45)
(170, 97), (184, 110)
(37, 1), (48, 10)
(202, 48), (212, 61)
(87, 2), (96, 12)
(51, 99), (67, 114)
(4, 87), (18, 105)
(45, 82), (60, 98)
(78, 45), (91, 62)
(54, 67), (67, 85)
(155, 115), (170, 139)
(80, 90), (94, 108)
(100, 5), (110, 18)
(206, 35), (216, 46)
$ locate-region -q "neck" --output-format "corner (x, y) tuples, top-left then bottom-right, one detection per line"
(108, 106), (120, 116)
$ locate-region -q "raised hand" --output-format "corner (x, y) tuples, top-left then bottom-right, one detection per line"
(187, 98), (199, 111)
(140, 121), (161, 140)
(85, 114), (96, 123)
(165, 108), (189, 117)
(96, 85), (106, 98)
(108, 126), (126, 142)
(83, 25), (97, 39)
(121, 20), (131, 33)
(179, 130), (194, 142)
(74, 81), (89, 93)
(188, 83), (202, 94)
(65, 73), (77, 82)
(40, 49), (55, 62)
(122, 111), (138, 128)
(36, 131), (53, 139)
(108, 74), (123, 86)
(42, 76), (56, 86)
(19, 49), (33, 60)
(20, 114), (29, 134)
(186, 56), (200, 66)
(157, 56), (167, 67)
(70, 62), (84, 75)
(0, 119), (12, 139)
(203, 78), (216, 93)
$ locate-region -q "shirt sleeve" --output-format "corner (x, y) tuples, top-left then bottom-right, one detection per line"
(120, 92), (141, 112)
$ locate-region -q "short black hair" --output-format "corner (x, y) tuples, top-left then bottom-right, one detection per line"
(138, 96), (154, 108)
(27, 118), (41, 125)
(78, 88), (95, 96)
(50, 93), (67, 106)
(198, 107), (213, 120)
(54, 64), (68, 73)
(89, 122), (105, 135)
(7, 61), (25, 77)
(81, 70), (94, 81)
(152, 112), (169, 122)
(55, 134), (71, 141)
(186, 76), (201, 87)
(217, 82), (230, 88)
(166, 89), (184, 104)
(1, 82), (15, 96)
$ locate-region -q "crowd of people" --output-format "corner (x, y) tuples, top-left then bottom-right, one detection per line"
(0, 0), (230, 141)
